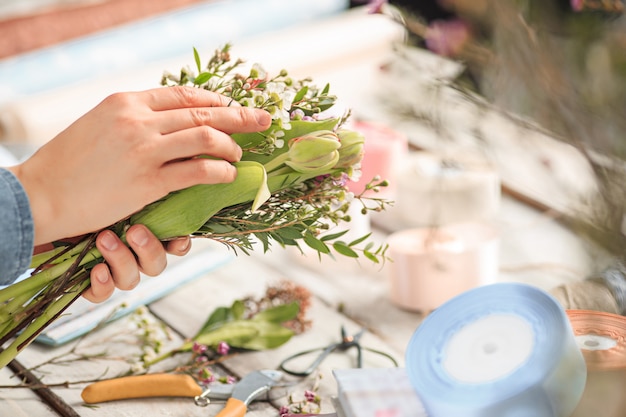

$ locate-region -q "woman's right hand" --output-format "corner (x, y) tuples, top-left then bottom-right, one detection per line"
(8, 86), (271, 246)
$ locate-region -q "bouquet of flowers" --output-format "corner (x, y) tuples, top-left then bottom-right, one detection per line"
(0, 44), (390, 368)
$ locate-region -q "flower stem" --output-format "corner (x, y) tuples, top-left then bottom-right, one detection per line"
(0, 279), (90, 369)
(263, 152), (289, 173)
(0, 247), (101, 305)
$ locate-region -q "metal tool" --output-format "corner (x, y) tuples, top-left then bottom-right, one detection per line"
(81, 369), (283, 410)
(278, 326), (399, 377)
(213, 369), (283, 417)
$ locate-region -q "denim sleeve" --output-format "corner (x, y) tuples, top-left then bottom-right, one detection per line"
(0, 168), (34, 285)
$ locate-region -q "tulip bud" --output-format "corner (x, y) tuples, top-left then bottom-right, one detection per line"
(335, 129), (365, 168)
(285, 130), (341, 174)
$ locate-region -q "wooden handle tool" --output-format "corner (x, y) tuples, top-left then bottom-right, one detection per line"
(81, 373), (202, 404)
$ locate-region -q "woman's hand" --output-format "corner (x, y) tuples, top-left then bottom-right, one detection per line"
(84, 225), (192, 303)
(9, 86), (271, 246)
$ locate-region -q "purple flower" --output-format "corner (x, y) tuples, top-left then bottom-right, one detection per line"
(216, 341), (230, 356)
(571, 0), (584, 11)
(192, 342), (208, 354)
(425, 19), (471, 57)
(304, 389), (316, 402)
(200, 375), (216, 385)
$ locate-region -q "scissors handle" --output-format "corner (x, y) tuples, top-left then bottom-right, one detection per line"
(214, 397), (247, 417)
(279, 344), (337, 377)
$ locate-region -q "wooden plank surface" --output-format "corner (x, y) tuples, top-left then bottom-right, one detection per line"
(0, 7), (607, 417)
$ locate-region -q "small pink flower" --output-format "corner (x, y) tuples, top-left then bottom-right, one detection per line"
(216, 341), (230, 356)
(279, 405), (290, 416)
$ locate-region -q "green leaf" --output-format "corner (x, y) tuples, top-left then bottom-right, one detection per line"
(252, 301), (299, 323)
(349, 233), (372, 247)
(193, 321), (259, 348)
(275, 227), (304, 240)
(193, 47), (202, 73)
(235, 321), (295, 350)
(363, 250), (380, 264)
(320, 230), (349, 242)
(195, 306), (233, 337)
(293, 86), (308, 103)
(303, 232), (330, 254)
(254, 232), (270, 252)
(194, 72), (212, 85)
(231, 299), (245, 320)
(333, 241), (359, 258)
(321, 83), (330, 95)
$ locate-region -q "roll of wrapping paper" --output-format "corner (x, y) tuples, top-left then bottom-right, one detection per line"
(0, 0), (348, 101)
(405, 282), (587, 417)
(566, 309), (626, 417)
(393, 151), (501, 227)
(0, 6), (402, 147)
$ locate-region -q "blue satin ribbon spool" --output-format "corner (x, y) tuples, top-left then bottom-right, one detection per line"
(405, 282), (587, 417)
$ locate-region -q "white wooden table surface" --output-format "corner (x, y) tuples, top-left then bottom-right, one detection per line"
(0, 7), (608, 417)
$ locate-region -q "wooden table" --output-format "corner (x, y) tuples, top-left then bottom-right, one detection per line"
(0, 7), (606, 417)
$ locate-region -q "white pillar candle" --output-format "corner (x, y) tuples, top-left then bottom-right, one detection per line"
(386, 222), (499, 312)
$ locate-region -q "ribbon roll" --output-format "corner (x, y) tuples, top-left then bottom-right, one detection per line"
(566, 309), (626, 372)
(405, 282), (587, 417)
(566, 309), (626, 417)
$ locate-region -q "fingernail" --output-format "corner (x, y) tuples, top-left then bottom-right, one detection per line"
(179, 238), (190, 252)
(256, 110), (271, 126)
(129, 226), (149, 247)
(100, 231), (119, 251)
(95, 268), (109, 284)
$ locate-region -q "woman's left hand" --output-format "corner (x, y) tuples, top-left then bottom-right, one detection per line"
(84, 225), (191, 303)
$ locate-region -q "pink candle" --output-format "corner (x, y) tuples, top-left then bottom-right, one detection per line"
(346, 120), (408, 199)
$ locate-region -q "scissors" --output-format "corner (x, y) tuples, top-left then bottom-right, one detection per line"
(278, 326), (399, 377)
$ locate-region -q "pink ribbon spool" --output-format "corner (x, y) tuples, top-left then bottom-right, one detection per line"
(386, 222), (499, 312)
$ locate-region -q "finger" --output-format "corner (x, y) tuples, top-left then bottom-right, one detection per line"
(83, 264), (116, 303)
(161, 126), (242, 163)
(96, 230), (141, 291)
(158, 106), (271, 135)
(142, 86), (239, 111)
(165, 236), (192, 256)
(158, 157), (238, 191)
(126, 225), (168, 276)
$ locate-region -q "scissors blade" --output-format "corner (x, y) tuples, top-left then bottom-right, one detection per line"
(214, 370), (283, 417)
